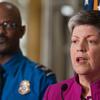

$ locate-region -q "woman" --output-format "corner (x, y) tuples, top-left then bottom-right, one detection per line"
(44, 10), (100, 100)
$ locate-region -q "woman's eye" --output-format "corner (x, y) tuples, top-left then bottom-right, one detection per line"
(88, 40), (97, 44)
(71, 40), (77, 43)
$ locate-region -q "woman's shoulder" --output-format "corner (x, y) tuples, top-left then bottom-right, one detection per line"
(48, 77), (75, 91)
(44, 77), (76, 100)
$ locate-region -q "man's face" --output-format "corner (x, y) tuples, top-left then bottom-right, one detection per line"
(0, 6), (25, 54)
(70, 25), (100, 77)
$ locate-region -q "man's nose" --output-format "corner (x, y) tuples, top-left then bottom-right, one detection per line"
(0, 26), (5, 35)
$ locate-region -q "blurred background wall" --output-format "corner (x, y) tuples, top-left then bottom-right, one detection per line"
(0, 0), (82, 81)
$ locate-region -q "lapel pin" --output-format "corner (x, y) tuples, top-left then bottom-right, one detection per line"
(18, 80), (30, 95)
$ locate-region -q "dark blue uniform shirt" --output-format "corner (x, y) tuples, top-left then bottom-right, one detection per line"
(1, 52), (56, 100)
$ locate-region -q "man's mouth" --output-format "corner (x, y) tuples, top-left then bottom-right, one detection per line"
(0, 37), (7, 44)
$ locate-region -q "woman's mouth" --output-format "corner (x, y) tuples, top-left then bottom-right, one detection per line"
(76, 57), (88, 64)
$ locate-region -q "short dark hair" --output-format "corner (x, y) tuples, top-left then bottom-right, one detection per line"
(0, 2), (22, 25)
(68, 10), (100, 33)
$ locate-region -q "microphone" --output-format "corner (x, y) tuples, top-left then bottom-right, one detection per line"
(61, 84), (68, 100)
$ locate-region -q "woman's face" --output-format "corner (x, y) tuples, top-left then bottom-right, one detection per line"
(70, 25), (100, 76)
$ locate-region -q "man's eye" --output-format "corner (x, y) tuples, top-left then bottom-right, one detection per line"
(4, 23), (11, 28)
(3, 22), (17, 29)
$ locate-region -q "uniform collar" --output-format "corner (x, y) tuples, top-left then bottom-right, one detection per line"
(2, 51), (23, 76)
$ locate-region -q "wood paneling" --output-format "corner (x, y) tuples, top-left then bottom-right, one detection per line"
(27, 0), (41, 62)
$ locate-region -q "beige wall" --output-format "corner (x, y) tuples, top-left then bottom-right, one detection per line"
(26, 0), (80, 81)
(27, 0), (41, 62)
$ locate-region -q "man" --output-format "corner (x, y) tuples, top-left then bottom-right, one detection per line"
(0, 2), (56, 100)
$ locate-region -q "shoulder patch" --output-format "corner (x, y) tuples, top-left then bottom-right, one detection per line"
(35, 64), (55, 76)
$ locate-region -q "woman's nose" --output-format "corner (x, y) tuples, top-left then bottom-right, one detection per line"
(77, 41), (87, 52)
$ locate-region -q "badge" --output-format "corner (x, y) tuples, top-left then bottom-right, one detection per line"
(18, 80), (30, 95)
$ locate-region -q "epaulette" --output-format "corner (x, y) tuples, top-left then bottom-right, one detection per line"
(35, 64), (55, 76)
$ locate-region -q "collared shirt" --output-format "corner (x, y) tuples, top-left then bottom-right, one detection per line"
(1, 51), (56, 100)
(44, 75), (100, 100)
